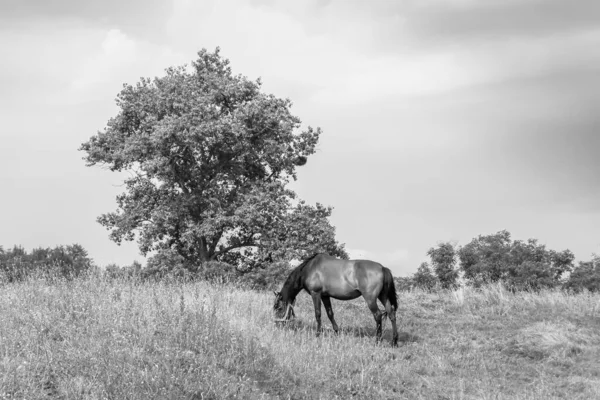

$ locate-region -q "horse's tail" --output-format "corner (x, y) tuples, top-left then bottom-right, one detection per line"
(382, 267), (398, 310)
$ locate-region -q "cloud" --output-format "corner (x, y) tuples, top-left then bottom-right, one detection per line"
(403, 0), (600, 41)
(166, 0), (474, 104)
(333, 0), (600, 45)
(161, 0), (600, 108)
(347, 248), (409, 266)
(70, 29), (137, 93)
(0, 22), (98, 102)
(65, 28), (187, 104)
(0, 0), (172, 40)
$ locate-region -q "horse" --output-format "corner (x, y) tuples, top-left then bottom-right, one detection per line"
(273, 253), (399, 346)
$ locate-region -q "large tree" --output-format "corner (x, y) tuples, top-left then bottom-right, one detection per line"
(80, 48), (347, 268)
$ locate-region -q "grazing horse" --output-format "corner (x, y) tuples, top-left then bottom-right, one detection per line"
(273, 253), (399, 346)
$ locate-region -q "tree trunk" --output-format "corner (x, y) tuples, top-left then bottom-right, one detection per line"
(198, 237), (209, 262)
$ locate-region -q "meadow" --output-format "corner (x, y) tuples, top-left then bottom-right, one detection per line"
(1, 275), (599, 399)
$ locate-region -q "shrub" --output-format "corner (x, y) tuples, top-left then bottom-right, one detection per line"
(427, 242), (459, 289)
(104, 261), (142, 280)
(412, 262), (439, 291)
(0, 244), (95, 282)
(564, 256), (600, 293)
(239, 261), (292, 291)
(457, 231), (574, 290)
(394, 276), (414, 292)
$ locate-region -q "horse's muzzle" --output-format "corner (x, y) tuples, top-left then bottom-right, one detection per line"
(273, 303), (295, 322)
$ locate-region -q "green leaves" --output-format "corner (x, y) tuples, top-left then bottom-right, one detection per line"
(80, 48), (344, 269)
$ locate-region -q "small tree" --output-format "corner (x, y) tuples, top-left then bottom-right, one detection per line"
(412, 262), (438, 291)
(564, 254), (600, 293)
(427, 242), (458, 289)
(458, 230), (512, 285)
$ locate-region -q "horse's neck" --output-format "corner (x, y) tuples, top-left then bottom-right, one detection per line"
(282, 278), (303, 304)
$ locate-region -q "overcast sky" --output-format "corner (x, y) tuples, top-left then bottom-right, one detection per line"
(1, 0), (599, 275)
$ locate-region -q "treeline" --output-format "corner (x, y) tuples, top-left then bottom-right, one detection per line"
(0, 245), (288, 290)
(3, 230), (599, 293)
(396, 230), (600, 293)
(0, 244), (95, 282)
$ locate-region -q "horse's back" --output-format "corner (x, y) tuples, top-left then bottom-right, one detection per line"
(306, 255), (385, 300)
(352, 259), (387, 290)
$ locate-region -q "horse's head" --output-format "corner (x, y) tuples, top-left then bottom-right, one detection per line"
(273, 291), (295, 322)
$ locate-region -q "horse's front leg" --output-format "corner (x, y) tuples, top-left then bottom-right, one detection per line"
(310, 292), (323, 336)
(322, 296), (339, 334)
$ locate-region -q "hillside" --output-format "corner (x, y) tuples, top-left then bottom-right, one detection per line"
(1, 276), (599, 399)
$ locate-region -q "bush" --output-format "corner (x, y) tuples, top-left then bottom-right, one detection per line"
(0, 244), (95, 282)
(394, 276), (414, 292)
(138, 248), (293, 290)
(197, 261), (241, 284)
(412, 262), (439, 291)
(457, 231), (574, 290)
(564, 256), (600, 293)
(239, 261), (292, 291)
(427, 242), (459, 289)
(104, 261), (142, 280)
(142, 250), (190, 279)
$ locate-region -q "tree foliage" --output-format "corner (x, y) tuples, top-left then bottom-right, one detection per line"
(427, 242), (458, 289)
(457, 230), (574, 290)
(0, 244), (95, 281)
(80, 48), (347, 269)
(412, 262), (438, 291)
(565, 254), (600, 293)
(104, 260), (143, 280)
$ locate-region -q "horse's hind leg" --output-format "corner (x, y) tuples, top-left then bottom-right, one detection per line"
(379, 293), (399, 347)
(364, 296), (385, 343)
(384, 299), (398, 347)
(322, 296), (339, 333)
(310, 292), (323, 336)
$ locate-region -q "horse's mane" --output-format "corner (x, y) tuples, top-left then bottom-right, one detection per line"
(281, 253), (321, 301)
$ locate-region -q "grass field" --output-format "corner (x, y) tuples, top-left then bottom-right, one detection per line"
(1, 275), (599, 399)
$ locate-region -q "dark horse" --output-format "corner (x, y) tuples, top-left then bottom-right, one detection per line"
(273, 253), (398, 346)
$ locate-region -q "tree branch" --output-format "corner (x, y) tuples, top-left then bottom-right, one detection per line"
(212, 233), (255, 258)
(208, 229), (224, 257)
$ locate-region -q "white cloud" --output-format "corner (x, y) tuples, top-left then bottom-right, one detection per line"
(310, 50), (480, 105)
(347, 248), (409, 266)
(70, 29), (137, 92)
(165, 0), (476, 104)
(416, 0), (526, 7)
(67, 29), (190, 104)
(162, 0), (600, 108)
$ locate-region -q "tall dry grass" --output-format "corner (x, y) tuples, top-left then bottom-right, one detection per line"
(1, 275), (599, 399)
